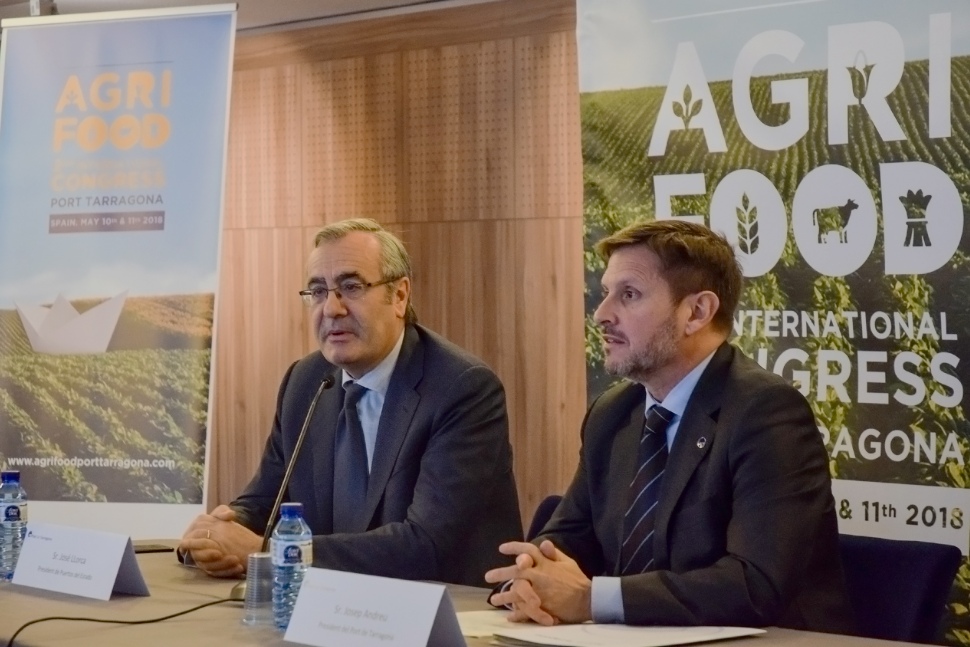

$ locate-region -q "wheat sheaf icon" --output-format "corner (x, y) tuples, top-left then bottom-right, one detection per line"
(14, 292), (128, 354)
(900, 189), (932, 248)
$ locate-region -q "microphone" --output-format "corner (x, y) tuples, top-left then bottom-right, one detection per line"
(231, 373), (335, 602)
(260, 372), (336, 551)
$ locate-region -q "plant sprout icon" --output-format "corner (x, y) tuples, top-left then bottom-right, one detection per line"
(672, 85), (703, 129)
(848, 50), (875, 104)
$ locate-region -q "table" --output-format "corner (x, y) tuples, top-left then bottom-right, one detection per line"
(0, 545), (921, 647)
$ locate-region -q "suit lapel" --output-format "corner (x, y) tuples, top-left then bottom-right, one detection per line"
(608, 395), (647, 576)
(653, 343), (733, 565)
(309, 380), (344, 535)
(355, 325), (422, 533)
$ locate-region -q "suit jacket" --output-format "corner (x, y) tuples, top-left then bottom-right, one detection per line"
(539, 343), (855, 633)
(231, 324), (522, 586)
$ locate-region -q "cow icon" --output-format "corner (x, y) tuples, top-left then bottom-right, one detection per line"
(813, 199), (858, 244)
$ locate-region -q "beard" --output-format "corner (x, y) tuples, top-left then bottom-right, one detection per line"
(603, 314), (679, 382)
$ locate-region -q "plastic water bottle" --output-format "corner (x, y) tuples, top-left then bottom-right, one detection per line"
(271, 502), (312, 630)
(1, 470), (27, 582)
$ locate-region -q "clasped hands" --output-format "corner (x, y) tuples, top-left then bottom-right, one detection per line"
(180, 507), (595, 623)
(178, 505), (262, 578)
(484, 540), (593, 626)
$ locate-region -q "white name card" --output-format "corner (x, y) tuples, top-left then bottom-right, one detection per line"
(12, 522), (149, 600)
(285, 567), (465, 647)
(493, 624), (765, 647)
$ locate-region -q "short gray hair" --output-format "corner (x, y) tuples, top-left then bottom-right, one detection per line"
(313, 218), (417, 324)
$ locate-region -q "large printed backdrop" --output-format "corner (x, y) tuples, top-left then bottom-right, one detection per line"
(0, 9), (234, 518)
(579, 1), (970, 642)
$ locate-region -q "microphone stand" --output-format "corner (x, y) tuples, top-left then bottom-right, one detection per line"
(230, 374), (335, 602)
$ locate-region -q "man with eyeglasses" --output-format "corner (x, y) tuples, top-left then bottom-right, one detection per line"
(179, 218), (522, 585)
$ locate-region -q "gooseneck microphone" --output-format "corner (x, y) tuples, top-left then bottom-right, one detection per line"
(231, 373), (335, 603)
(260, 373), (336, 551)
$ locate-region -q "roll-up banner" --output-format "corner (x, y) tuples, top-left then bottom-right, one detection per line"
(0, 5), (235, 537)
(579, 1), (970, 640)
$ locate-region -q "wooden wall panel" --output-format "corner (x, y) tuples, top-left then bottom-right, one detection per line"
(234, 0), (575, 71)
(224, 65), (302, 229)
(510, 218), (586, 515)
(211, 0), (585, 528)
(209, 228), (310, 508)
(302, 54), (401, 224)
(514, 31), (582, 221)
(404, 41), (515, 222)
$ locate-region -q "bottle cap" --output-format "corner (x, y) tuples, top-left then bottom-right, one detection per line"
(280, 502), (303, 517)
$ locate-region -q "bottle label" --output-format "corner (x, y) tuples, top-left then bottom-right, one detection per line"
(272, 538), (312, 566)
(2, 503), (25, 524)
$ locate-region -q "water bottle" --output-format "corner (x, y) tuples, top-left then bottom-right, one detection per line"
(1, 470), (27, 582)
(271, 502), (312, 630)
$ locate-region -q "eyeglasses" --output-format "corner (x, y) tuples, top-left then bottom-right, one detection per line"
(298, 277), (401, 307)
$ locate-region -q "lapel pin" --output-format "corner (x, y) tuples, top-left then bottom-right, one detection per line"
(696, 437), (707, 449)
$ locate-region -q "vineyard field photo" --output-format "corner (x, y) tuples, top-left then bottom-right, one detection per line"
(0, 294), (213, 504)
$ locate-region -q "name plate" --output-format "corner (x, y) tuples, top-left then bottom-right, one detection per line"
(285, 568), (465, 647)
(12, 522), (149, 600)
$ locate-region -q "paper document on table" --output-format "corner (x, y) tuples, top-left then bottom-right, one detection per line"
(492, 624), (765, 647)
(457, 610), (523, 638)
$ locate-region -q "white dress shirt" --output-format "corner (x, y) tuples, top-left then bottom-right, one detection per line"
(340, 330), (405, 471)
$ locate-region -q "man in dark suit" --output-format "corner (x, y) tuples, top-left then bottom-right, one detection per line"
(179, 218), (521, 586)
(487, 219), (853, 632)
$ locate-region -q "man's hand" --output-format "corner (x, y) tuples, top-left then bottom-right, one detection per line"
(485, 540), (593, 625)
(178, 505), (261, 578)
(487, 549), (556, 626)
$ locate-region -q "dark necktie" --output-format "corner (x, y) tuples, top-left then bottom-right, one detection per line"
(620, 405), (674, 575)
(333, 381), (369, 533)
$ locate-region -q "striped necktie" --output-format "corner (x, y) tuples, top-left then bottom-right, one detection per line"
(620, 404), (674, 575)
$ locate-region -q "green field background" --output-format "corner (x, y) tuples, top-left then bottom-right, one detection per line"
(0, 294), (212, 504)
(582, 58), (970, 643)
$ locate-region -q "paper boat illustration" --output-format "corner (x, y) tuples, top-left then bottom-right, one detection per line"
(15, 292), (128, 354)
